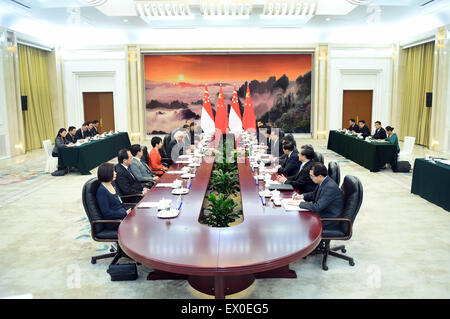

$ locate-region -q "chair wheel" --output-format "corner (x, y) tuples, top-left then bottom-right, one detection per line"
(322, 266), (328, 271)
(110, 248), (115, 252)
(91, 258), (96, 264)
(342, 248), (346, 253)
(349, 260), (355, 266)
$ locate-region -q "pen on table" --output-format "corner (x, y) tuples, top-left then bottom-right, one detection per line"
(188, 183), (192, 190)
(260, 195), (265, 206)
(178, 202), (183, 210)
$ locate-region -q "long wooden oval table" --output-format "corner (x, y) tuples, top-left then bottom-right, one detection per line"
(118, 156), (322, 298)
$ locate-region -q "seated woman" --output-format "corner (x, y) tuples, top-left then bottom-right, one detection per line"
(52, 128), (73, 173)
(96, 163), (131, 221)
(149, 136), (169, 175)
(384, 126), (400, 154)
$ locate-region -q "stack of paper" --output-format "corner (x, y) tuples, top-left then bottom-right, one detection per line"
(136, 202), (159, 208)
(282, 199), (309, 211)
(155, 183), (175, 188)
(166, 170), (185, 174)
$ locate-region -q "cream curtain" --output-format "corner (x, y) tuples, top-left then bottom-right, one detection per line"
(399, 42), (434, 146)
(18, 44), (55, 151)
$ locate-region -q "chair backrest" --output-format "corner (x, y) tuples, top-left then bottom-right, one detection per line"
(340, 175), (363, 235)
(42, 139), (53, 157)
(314, 152), (324, 164)
(163, 134), (171, 156)
(402, 136), (415, 154)
(328, 161), (341, 186)
(82, 177), (106, 238)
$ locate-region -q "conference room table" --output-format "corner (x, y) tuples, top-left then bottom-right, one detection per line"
(327, 130), (398, 172)
(59, 132), (131, 174)
(118, 155), (322, 299)
(411, 158), (450, 211)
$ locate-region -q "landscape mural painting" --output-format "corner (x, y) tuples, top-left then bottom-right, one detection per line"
(144, 54), (312, 134)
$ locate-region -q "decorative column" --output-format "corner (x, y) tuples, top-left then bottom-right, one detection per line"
(126, 45), (145, 143)
(47, 46), (67, 130)
(429, 27), (450, 153)
(313, 44), (328, 139)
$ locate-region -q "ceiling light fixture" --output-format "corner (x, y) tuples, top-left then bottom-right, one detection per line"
(261, 0), (317, 19)
(134, 0), (193, 20)
(200, 0), (253, 17)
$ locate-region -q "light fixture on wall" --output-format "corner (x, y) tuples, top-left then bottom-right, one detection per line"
(437, 28), (446, 50)
(318, 48), (327, 61)
(260, 0), (317, 19)
(134, 0), (194, 20)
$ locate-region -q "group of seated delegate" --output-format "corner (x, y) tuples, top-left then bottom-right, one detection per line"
(346, 118), (400, 153)
(93, 124), (346, 238)
(51, 120), (101, 175)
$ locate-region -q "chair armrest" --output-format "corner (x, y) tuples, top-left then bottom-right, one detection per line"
(320, 217), (353, 240)
(120, 194), (143, 198)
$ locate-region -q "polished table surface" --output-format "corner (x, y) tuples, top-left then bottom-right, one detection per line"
(327, 130), (397, 172)
(118, 156), (322, 296)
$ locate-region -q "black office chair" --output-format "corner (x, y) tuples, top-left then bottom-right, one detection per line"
(82, 177), (129, 265)
(314, 152), (324, 164)
(328, 161), (341, 186)
(319, 175), (363, 271)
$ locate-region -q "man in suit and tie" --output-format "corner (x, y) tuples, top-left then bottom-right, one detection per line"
(275, 142), (301, 178)
(355, 120), (371, 138)
(129, 144), (158, 187)
(289, 163), (344, 231)
(75, 123), (90, 140)
(115, 149), (149, 199)
(276, 148), (316, 194)
(347, 119), (359, 133)
(91, 120), (100, 135)
(66, 126), (77, 144)
(372, 121), (387, 140)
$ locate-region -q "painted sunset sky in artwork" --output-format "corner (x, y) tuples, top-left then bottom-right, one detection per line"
(144, 54), (312, 134)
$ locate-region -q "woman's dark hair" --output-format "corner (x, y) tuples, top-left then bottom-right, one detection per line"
(56, 128), (66, 139)
(97, 163), (115, 182)
(141, 146), (149, 166)
(311, 163), (328, 177)
(386, 126), (394, 132)
(151, 136), (162, 148)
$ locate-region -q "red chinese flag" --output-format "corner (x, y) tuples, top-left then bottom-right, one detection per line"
(214, 85), (228, 134)
(242, 84), (256, 132)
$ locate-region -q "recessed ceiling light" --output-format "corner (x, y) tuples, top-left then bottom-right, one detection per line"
(325, 18), (331, 21)
(123, 19), (128, 23)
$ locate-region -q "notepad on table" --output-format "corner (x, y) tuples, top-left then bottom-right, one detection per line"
(155, 183), (174, 188)
(166, 170), (185, 174)
(136, 202), (159, 208)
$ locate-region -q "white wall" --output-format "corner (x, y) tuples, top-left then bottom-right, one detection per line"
(327, 46), (393, 132)
(62, 49), (128, 132)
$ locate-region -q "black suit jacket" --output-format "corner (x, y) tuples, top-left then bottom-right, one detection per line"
(285, 160), (316, 194)
(372, 127), (387, 139)
(75, 128), (88, 140)
(66, 133), (77, 144)
(277, 149), (301, 178)
(115, 164), (144, 196)
(91, 127), (99, 136)
(348, 124), (359, 133)
(300, 176), (344, 230)
(359, 125), (371, 138)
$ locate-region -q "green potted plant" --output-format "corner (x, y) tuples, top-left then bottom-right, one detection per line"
(202, 193), (242, 227)
(209, 169), (239, 198)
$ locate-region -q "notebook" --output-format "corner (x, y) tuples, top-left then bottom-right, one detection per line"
(268, 184), (293, 191)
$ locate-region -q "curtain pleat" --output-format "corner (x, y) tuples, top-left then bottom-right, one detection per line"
(18, 44), (55, 151)
(400, 42), (434, 146)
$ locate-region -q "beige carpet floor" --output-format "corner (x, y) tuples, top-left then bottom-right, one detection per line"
(0, 138), (449, 299)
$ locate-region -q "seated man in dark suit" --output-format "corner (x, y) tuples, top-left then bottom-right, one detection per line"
(129, 144), (158, 188)
(289, 163), (344, 231)
(301, 144), (322, 163)
(276, 148), (316, 194)
(114, 149), (149, 202)
(91, 120), (100, 136)
(66, 126), (77, 144)
(347, 118), (359, 133)
(372, 121), (387, 140)
(355, 120), (371, 138)
(275, 142), (301, 178)
(278, 134), (295, 166)
(168, 130), (186, 162)
(75, 122), (90, 140)
(86, 122), (95, 137)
